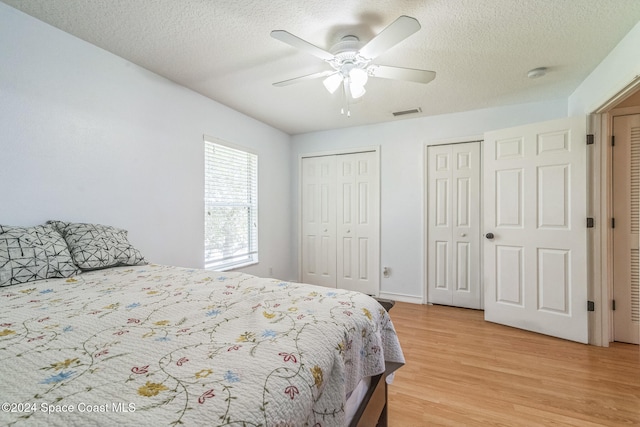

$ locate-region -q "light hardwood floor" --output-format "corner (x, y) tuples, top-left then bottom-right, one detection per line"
(386, 302), (640, 426)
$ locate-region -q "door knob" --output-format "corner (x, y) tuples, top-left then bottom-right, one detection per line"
(485, 232), (495, 240)
(460, 233), (466, 237)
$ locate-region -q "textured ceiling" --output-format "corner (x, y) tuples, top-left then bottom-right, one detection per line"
(3, 0), (640, 135)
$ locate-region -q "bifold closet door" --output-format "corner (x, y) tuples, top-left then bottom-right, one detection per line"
(301, 156), (337, 288)
(427, 142), (481, 309)
(301, 152), (380, 295)
(336, 152), (380, 295)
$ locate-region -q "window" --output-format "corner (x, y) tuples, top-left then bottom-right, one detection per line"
(204, 138), (258, 270)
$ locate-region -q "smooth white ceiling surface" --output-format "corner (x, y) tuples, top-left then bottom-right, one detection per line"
(3, 0), (640, 135)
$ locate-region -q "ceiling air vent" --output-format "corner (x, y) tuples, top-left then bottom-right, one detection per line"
(392, 107), (422, 117)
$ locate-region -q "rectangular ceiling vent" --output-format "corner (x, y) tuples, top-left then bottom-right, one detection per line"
(392, 107), (422, 117)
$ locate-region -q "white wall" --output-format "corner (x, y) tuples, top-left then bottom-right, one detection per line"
(291, 99), (567, 301)
(0, 3), (293, 280)
(569, 21), (640, 114)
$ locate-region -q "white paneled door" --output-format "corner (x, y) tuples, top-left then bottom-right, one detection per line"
(612, 113), (640, 344)
(301, 156), (337, 288)
(483, 117), (588, 343)
(301, 151), (380, 295)
(336, 152), (380, 294)
(427, 142), (482, 309)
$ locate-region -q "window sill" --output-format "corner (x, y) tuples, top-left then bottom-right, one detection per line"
(208, 260), (258, 272)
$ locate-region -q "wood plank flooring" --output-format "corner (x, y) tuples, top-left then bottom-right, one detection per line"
(386, 302), (640, 426)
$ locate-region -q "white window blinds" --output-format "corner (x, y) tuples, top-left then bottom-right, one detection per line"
(204, 138), (258, 270)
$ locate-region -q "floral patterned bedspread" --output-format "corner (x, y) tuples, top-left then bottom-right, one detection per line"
(0, 264), (404, 426)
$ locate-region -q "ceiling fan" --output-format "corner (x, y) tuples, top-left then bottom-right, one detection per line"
(271, 16), (436, 116)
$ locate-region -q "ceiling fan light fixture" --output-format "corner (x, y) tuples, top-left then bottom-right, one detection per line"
(349, 81), (366, 99)
(323, 73), (343, 94)
(349, 68), (369, 86)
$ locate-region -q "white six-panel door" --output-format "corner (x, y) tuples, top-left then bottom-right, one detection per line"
(301, 156), (337, 287)
(427, 142), (482, 309)
(483, 117), (588, 343)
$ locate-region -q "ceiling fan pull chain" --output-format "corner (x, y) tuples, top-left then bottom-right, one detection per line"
(341, 81), (346, 115)
(344, 80), (351, 117)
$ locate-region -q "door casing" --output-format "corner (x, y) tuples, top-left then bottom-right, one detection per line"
(590, 102), (640, 346)
(611, 112), (640, 344)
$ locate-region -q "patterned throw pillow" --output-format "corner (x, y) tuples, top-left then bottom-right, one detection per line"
(48, 221), (147, 270)
(0, 224), (80, 287)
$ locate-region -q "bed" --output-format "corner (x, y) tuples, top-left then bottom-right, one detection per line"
(0, 222), (404, 426)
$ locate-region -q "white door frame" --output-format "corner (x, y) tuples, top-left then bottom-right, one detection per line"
(423, 136), (483, 305)
(297, 146), (381, 285)
(590, 77), (640, 346)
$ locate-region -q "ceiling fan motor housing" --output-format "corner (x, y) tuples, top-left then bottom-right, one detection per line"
(329, 35), (370, 75)
(331, 35), (361, 53)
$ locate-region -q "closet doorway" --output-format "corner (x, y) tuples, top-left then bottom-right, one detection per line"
(300, 149), (380, 295)
(611, 110), (640, 344)
(426, 141), (482, 309)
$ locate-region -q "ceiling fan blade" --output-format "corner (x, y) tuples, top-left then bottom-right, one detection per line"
(368, 65), (436, 84)
(358, 16), (421, 60)
(271, 30), (335, 61)
(273, 70), (336, 87)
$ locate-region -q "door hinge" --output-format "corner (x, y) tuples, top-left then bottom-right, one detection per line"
(612, 300), (616, 311)
(587, 217), (595, 228)
(611, 218), (616, 228)
(587, 301), (595, 312)
(586, 134), (594, 145)
(612, 135), (615, 146)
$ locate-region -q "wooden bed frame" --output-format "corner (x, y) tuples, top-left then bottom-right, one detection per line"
(349, 298), (396, 427)
(349, 373), (388, 427)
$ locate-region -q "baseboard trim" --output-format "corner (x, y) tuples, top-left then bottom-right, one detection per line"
(378, 292), (423, 305)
